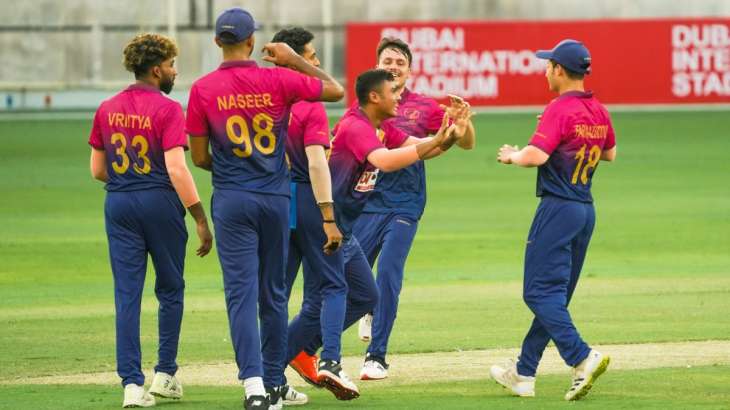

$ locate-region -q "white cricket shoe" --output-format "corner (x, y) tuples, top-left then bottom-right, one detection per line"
(358, 314), (372, 342)
(281, 384), (308, 406)
(360, 355), (388, 380)
(489, 361), (535, 397)
(565, 350), (610, 401)
(123, 384), (156, 408)
(148, 371), (183, 399)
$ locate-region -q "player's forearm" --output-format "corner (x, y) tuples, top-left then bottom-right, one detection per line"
(368, 146), (420, 172)
(167, 165), (203, 208)
(419, 146), (445, 159)
(455, 121), (476, 150)
(288, 54), (344, 102)
(416, 137), (447, 160)
(510, 147), (548, 167)
(186, 201), (209, 226)
(306, 146), (334, 204)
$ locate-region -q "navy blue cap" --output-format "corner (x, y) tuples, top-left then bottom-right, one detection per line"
(536, 39), (591, 74)
(215, 8), (260, 44)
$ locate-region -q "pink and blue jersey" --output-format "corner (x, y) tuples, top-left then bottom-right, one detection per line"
(185, 60), (323, 196)
(88, 83), (188, 192)
(285, 101), (330, 183)
(329, 107), (408, 236)
(529, 91), (616, 203)
(362, 88), (444, 219)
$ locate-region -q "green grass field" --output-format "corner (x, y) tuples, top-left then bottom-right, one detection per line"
(0, 111), (729, 409)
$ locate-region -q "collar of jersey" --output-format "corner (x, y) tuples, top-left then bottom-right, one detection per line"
(126, 83), (161, 93)
(558, 90), (593, 100)
(219, 60), (258, 69)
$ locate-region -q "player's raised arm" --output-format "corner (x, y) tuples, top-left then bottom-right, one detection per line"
(262, 42), (344, 102)
(367, 125), (455, 172)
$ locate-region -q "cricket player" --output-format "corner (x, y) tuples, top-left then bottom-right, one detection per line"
(354, 37), (476, 380)
(490, 39), (616, 401)
(185, 8), (344, 410)
(287, 68), (469, 401)
(89, 33), (213, 408)
(267, 26), (341, 406)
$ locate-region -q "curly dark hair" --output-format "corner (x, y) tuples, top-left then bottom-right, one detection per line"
(123, 33), (178, 78)
(376, 37), (412, 67)
(271, 27), (314, 55)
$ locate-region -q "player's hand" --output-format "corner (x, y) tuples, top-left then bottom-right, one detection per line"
(452, 104), (473, 139)
(322, 222), (343, 255)
(497, 144), (519, 164)
(195, 221), (213, 257)
(440, 95), (469, 120)
(434, 113), (458, 151)
(261, 42), (299, 67)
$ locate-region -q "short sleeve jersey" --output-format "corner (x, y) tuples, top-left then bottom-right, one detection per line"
(185, 61), (323, 196)
(329, 107), (409, 237)
(285, 100), (330, 184)
(528, 91), (616, 203)
(88, 83), (188, 192)
(363, 88), (445, 219)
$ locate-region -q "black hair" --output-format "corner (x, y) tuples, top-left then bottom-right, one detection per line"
(271, 27), (314, 55)
(376, 37), (412, 67)
(550, 59), (585, 80)
(355, 69), (395, 106)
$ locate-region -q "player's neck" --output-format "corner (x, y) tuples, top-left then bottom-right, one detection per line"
(557, 81), (585, 95)
(135, 78), (159, 91)
(222, 48), (252, 62)
(360, 105), (383, 128)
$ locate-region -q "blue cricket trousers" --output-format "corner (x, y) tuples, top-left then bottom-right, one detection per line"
(212, 189), (289, 388)
(105, 189), (187, 387)
(517, 195), (595, 377)
(285, 182), (348, 363)
(297, 235), (379, 359)
(353, 212), (419, 359)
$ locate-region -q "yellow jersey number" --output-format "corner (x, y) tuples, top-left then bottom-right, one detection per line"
(571, 144), (601, 185)
(110, 133), (151, 175)
(226, 113), (276, 158)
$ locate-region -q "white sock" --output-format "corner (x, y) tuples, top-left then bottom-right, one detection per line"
(243, 377), (265, 398)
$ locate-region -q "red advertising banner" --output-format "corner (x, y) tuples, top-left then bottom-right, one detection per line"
(345, 18), (730, 106)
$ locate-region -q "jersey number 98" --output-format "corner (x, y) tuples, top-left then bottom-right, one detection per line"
(226, 113), (276, 158)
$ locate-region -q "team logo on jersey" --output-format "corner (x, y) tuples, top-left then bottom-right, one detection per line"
(354, 169), (380, 192)
(404, 108), (421, 121)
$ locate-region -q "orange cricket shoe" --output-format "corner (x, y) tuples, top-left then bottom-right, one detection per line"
(289, 351), (323, 388)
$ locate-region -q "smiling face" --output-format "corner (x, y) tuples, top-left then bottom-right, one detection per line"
(374, 79), (400, 118)
(377, 47), (410, 91)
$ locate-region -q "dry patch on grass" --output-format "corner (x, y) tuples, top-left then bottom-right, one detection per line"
(4, 340), (728, 387)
